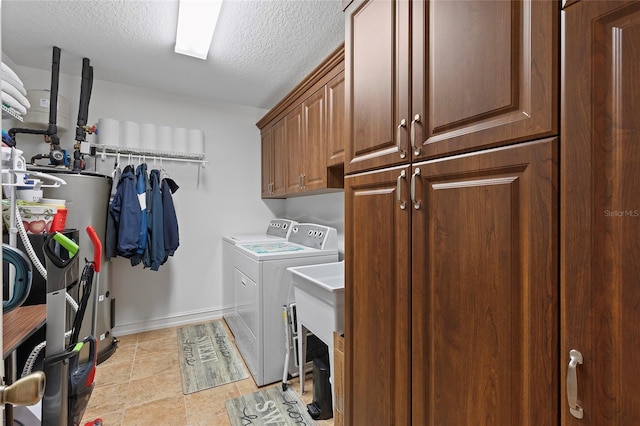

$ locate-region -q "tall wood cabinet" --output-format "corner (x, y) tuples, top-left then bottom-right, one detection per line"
(344, 0), (640, 424)
(562, 1), (640, 424)
(344, 0), (559, 424)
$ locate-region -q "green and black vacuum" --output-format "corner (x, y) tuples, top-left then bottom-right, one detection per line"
(42, 230), (98, 425)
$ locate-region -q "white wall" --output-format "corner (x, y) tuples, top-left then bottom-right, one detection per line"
(2, 60), (287, 334)
(2, 57), (345, 336)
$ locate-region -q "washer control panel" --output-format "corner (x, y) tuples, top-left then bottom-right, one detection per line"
(265, 219), (297, 239)
(288, 223), (338, 250)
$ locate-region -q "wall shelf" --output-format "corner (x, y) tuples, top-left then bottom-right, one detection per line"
(89, 143), (205, 162)
(88, 143), (207, 188)
(2, 105), (24, 122)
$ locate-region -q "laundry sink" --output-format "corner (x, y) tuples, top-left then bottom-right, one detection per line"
(289, 261), (344, 401)
(289, 261), (344, 309)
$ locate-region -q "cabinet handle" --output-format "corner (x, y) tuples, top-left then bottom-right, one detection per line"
(269, 182), (273, 194)
(299, 175), (303, 189)
(397, 170), (407, 210)
(397, 119), (407, 159)
(567, 349), (584, 419)
(411, 168), (421, 210)
(411, 114), (421, 156)
(241, 278), (247, 287)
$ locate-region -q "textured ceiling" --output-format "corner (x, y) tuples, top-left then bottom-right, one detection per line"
(1, 0), (345, 110)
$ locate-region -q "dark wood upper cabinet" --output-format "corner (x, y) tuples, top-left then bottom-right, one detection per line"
(345, 0), (558, 173)
(261, 120), (287, 199)
(257, 44), (345, 198)
(345, 0), (410, 173)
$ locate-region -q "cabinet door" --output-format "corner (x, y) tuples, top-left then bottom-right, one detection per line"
(302, 87), (327, 191)
(260, 127), (273, 198)
(344, 165), (411, 426)
(271, 118), (287, 197)
(286, 106), (303, 194)
(345, 0), (410, 174)
(562, 2), (640, 424)
(411, 0), (558, 160)
(412, 139), (558, 425)
(327, 70), (345, 166)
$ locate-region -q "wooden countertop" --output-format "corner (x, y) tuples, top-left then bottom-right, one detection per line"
(3, 304), (46, 358)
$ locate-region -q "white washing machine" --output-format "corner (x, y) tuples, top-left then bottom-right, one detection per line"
(231, 223), (339, 386)
(222, 219), (297, 322)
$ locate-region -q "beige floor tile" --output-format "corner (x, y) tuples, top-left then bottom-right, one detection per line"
(125, 367), (183, 407)
(95, 360), (133, 388)
(135, 335), (178, 359)
(81, 410), (123, 426)
(203, 413), (232, 426)
(115, 333), (138, 347)
(234, 377), (258, 395)
(102, 343), (136, 366)
(137, 327), (177, 343)
(130, 349), (179, 381)
(84, 320), (335, 426)
(184, 382), (240, 423)
(121, 396), (187, 426)
(80, 382), (128, 422)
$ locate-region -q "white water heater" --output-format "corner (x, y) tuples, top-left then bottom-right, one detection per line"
(22, 89), (70, 132)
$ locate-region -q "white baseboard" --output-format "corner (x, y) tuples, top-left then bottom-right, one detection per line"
(112, 307), (224, 336)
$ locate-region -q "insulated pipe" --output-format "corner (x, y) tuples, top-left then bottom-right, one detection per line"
(47, 46), (61, 142)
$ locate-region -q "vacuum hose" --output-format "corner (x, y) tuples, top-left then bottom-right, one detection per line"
(15, 205), (79, 312)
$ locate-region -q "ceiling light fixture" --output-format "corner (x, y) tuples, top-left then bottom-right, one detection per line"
(174, 0), (223, 60)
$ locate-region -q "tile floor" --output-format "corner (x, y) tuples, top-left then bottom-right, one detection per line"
(81, 320), (334, 426)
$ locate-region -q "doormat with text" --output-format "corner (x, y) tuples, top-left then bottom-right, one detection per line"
(177, 321), (249, 394)
(225, 386), (318, 426)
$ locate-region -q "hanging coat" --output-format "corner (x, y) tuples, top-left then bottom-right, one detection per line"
(161, 176), (179, 263)
(109, 165), (140, 258)
(146, 169), (165, 271)
(131, 163), (150, 266)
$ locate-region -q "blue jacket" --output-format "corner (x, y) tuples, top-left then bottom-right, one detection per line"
(161, 177), (179, 262)
(109, 165), (140, 257)
(147, 169), (165, 271)
(131, 163), (150, 266)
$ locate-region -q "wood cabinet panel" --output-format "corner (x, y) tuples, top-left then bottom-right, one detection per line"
(562, 1), (640, 423)
(261, 122), (287, 198)
(303, 87), (327, 191)
(412, 0), (558, 160)
(345, 0), (410, 173)
(327, 71), (345, 166)
(286, 106), (303, 194)
(412, 138), (558, 425)
(260, 127), (272, 198)
(271, 119), (287, 197)
(345, 165), (411, 426)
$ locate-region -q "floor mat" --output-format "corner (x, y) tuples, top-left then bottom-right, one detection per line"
(177, 321), (249, 394)
(226, 386), (317, 426)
